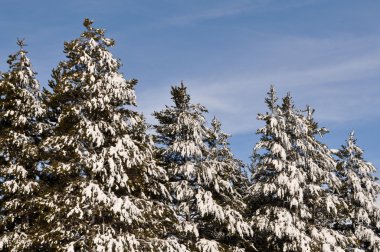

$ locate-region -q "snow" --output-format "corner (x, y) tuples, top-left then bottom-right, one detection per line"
(271, 142), (287, 160)
(254, 207), (311, 251)
(181, 221), (199, 237)
(355, 226), (380, 251)
(250, 87), (355, 251)
(93, 231), (139, 252)
(18, 19), (178, 251)
(196, 239), (219, 252)
(153, 86), (252, 250)
(0, 39), (47, 251)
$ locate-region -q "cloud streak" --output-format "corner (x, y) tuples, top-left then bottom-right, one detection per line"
(161, 4), (252, 26)
(136, 34), (380, 135)
(157, 0), (329, 27)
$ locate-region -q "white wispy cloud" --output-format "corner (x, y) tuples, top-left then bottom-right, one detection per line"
(157, 0), (328, 27)
(161, 4), (252, 26)
(136, 34), (380, 135)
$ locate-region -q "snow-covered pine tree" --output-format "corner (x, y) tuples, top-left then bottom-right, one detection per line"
(334, 132), (380, 251)
(249, 86), (349, 252)
(0, 39), (45, 251)
(153, 84), (252, 251)
(202, 117), (253, 251)
(301, 105), (355, 251)
(39, 19), (181, 251)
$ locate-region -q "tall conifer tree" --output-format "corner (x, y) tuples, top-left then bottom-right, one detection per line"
(153, 84), (252, 251)
(0, 40), (45, 251)
(40, 19), (181, 251)
(334, 132), (380, 251)
(203, 118), (253, 251)
(249, 87), (349, 251)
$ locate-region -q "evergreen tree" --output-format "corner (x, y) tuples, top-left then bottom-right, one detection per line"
(0, 40), (45, 251)
(153, 84), (252, 251)
(40, 19), (181, 251)
(249, 87), (349, 252)
(334, 132), (380, 251)
(203, 118), (253, 251)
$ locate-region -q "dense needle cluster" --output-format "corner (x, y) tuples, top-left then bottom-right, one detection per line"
(0, 19), (379, 252)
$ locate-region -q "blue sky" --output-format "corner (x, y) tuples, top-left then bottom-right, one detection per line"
(1, 0), (380, 170)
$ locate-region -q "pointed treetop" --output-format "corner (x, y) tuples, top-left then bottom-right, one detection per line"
(348, 130), (356, 143)
(3, 39), (41, 94)
(303, 105), (330, 137)
(80, 18), (111, 45)
(346, 130), (357, 148)
(6, 39), (29, 66)
(16, 38), (26, 49)
(336, 130), (366, 162)
(306, 105), (315, 120)
(171, 82), (191, 109)
(83, 18), (94, 30)
(282, 92), (294, 112)
(209, 117), (231, 148)
(211, 116), (221, 131)
(265, 85), (278, 112)
(209, 117), (222, 147)
(346, 130), (363, 156)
